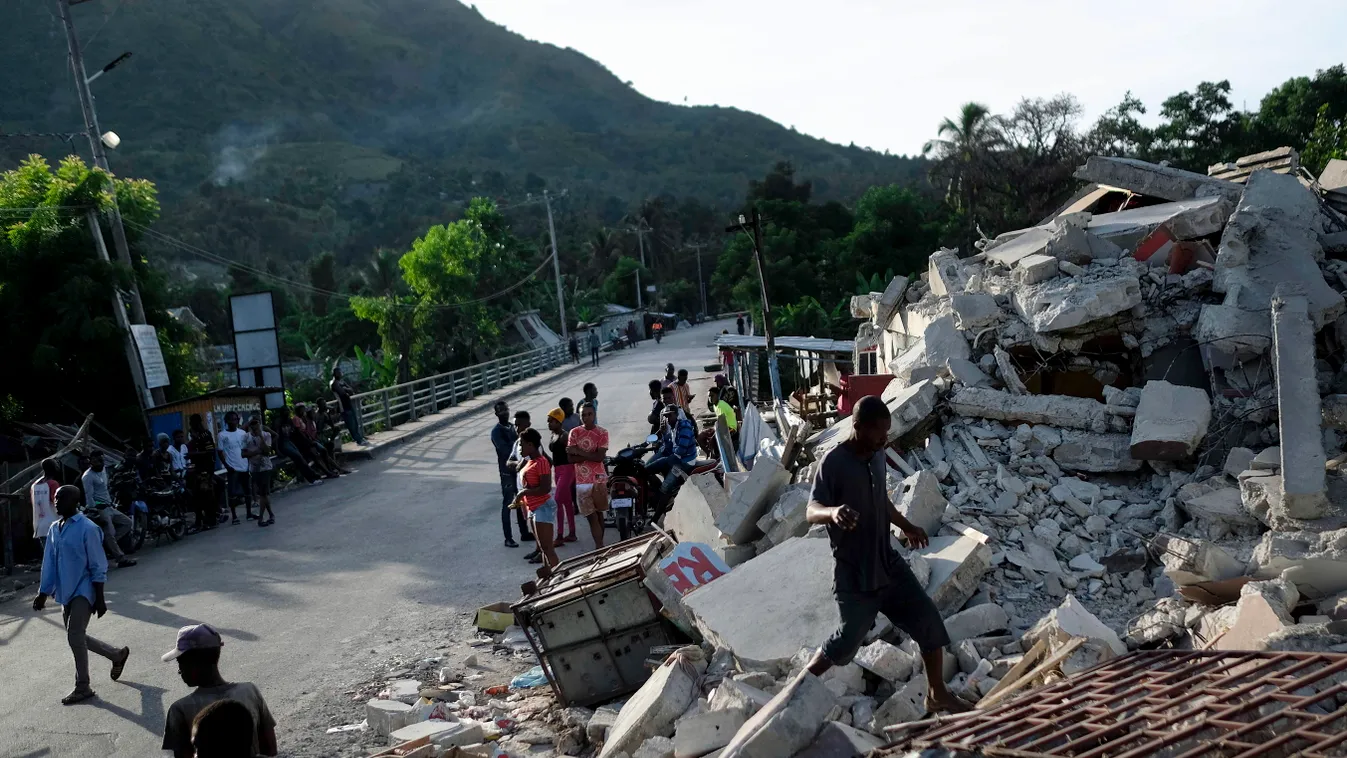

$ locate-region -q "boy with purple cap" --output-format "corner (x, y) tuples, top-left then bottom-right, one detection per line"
(162, 623), (277, 757)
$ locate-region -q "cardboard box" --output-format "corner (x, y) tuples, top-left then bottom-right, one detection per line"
(475, 601), (516, 632)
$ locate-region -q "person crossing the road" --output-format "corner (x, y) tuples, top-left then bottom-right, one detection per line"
(33, 485), (131, 705)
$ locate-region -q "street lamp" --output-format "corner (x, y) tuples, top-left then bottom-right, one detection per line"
(100, 131), (120, 149)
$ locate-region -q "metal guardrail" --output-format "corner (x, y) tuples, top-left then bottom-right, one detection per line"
(345, 341), (611, 439)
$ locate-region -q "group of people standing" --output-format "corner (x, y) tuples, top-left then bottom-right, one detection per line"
(492, 383), (611, 570)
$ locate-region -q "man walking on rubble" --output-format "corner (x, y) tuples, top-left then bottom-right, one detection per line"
(803, 395), (971, 715)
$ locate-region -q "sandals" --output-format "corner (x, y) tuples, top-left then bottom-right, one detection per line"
(61, 688), (96, 705)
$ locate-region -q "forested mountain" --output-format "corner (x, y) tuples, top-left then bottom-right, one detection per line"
(2, 0), (923, 266)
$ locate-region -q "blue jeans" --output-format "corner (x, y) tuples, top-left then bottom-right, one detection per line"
(647, 455), (692, 478)
(343, 408), (367, 445)
(530, 498), (558, 526)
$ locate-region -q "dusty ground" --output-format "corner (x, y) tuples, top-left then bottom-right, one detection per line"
(0, 320), (727, 758)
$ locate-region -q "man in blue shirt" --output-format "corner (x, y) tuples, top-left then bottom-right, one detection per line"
(491, 401), (531, 548)
(647, 404), (698, 480)
(33, 485), (131, 705)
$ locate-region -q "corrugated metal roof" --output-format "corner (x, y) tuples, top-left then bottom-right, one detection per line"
(714, 335), (855, 353)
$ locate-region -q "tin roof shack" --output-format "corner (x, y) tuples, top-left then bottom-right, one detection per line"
(146, 386), (278, 449)
(511, 532), (685, 707)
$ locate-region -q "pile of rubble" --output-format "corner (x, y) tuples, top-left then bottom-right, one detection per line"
(359, 151), (1347, 758)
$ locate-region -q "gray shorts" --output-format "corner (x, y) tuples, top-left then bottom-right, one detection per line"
(822, 558), (950, 665)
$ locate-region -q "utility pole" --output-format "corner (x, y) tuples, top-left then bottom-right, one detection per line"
(543, 190), (567, 339)
(630, 219), (649, 309)
(686, 241), (709, 318)
(58, 0), (165, 406)
(88, 210), (152, 427)
(726, 207), (781, 401)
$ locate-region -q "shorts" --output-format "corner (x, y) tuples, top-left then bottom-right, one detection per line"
(529, 498), (557, 526)
(821, 558), (951, 665)
(576, 483), (609, 516)
(226, 469), (250, 500)
(251, 469), (272, 498)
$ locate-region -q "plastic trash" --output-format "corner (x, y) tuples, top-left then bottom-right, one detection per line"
(510, 665), (548, 690)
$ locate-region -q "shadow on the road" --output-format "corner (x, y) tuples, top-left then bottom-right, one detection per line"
(86, 680), (170, 736)
(9, 750), (52, 758)
(113, 599), (258, 642)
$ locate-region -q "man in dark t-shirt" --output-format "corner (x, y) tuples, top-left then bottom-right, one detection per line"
(804, 395), (969, 714)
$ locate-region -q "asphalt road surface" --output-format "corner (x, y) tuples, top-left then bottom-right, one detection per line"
(0, 320), (731, 758)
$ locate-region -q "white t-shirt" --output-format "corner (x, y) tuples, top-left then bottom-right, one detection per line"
(217, 428), (249, 472)
(168, 444), (189, 472)
(31, 478), (57, 539)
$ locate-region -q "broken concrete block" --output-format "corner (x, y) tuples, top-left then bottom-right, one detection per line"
(1251, 529), (1347, 600)
(716, 454), (791, 545)
(673, 708), (747, 758)
(1015, 253), (1059, 285)
(385, 679), (422, 704)
(949, 293), (1001, 330)
(601, 653), (707, 758)
(1244, 575), (1300, 615)
(897, 470), (946, 538)
(809, 380), (937, 458)
(946, 357), (992, 387)
(1224, 447), (1256, 478)
(1129, 380), (1211, 461)
(867, 673), (927, 733)
(852, 640), (916, 683)
(889, 316), (971, 382)
(928, 248), (970, 297)
(718, 672), (835, 758)
(943, 603), (1010, 644)
(915, 530), (993, 617)
(366, 699), (414, 738)
(1074, 155), (1243, 205)
(683, 538), (839, 676)
(1157, 535), (1244, 586)
(1200, 171), (1346, 360)
(390, 720), (479, 748)
(667, 474), (739, 562)
(793, 721), (885, 758)
(1087, 195), (1232, 250)
(1025, 595), (1127, 656)
(949, 387), (1111, 433)
(588, 702), (624, 745)
(1180, 483), (1262, 529)
(1013, 274), (1143, 333)
(1053, 431), (1143, 472)
(1213, 592), (1293, 651)
(1271, 286), (1331, 520)
(709, 679), (773, 716)
(634, 736), (676, 758)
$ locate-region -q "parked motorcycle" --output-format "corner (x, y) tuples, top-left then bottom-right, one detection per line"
(605, 436), (661, 540)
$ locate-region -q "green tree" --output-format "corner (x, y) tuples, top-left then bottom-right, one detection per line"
(0, 154), (200, 432)
(1303, 103), (1347, 174)
(1151, 80), (1248, 170)
(1255, 65), (1347, 149)
(923, 102), (1002, 245)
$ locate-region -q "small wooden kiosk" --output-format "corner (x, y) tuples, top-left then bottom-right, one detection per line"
(145, 386), (278, 444)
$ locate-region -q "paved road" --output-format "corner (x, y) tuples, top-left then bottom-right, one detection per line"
(0, 320), (729, 758)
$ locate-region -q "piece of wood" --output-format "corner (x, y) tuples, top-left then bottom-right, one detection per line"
(976, 638), (1046, 706)
(977, 636), (1086, 709)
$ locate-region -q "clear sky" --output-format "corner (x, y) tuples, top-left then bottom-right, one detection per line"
(469, 0), (1347, 156)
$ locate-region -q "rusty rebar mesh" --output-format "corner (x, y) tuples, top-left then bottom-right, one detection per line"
(876, 650), (1347, 758)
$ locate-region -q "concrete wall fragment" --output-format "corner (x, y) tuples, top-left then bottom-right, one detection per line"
(1270, 286), (1331, 520)
(1129, 380), (1212, 461)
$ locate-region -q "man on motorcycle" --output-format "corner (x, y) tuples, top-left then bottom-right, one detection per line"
(646, 404), (697, 483)
(79, 452), (137, 568)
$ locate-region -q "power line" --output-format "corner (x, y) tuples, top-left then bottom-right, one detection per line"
(123, 218), (557, 310)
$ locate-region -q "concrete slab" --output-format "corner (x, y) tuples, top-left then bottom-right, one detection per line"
(949, 293), (1002, 330)
(809, 380), (937, 458)
(949, 387), (1111, 433)
(1200, 171), (1346, 357)
(1053, 431), (1143, 472)
(673, 709), (746, 758)
(1271, 286), (1330, 519)
(716, 454), (791, 545)
(1224, 447), (1256, 478)
(1074, 155), (1243, 205)
(867, 674), (928, 733)
(1252, 529), (1347, 600)
(666, 474), (739, 562)
(366, 699), (413, 738)
(889, 316), (972, 382)
(682, 538), (839, 676)
(709, 679), (773, 716)
(601, 653), (707, 758)
(944, 603), (1010, 644)
(928, 248), (970, 297)
(897, 470), (946, 538)
(1012, 274), (1143, 333)
(915, 531), (993, 617)
(1025, 594), (1127, 656)
(793, 722), (885, 758)
(852, 639), (916, 683)
(1129, 380), (1212, 461)
(1180, 485), (1262, 529)
(947, 357), (992, 387)
(1213, 592), (1292, 651)
(1087, 195), (1232, 251)
(718, 672), (835, 758)
(1016, 253), (1059, 285)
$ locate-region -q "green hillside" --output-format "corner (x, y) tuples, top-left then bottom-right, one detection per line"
(2, 0), (923, 265)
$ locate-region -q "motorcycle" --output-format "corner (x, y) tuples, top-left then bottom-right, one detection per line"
(605, 436), (662, 540)
(110, 463), (188, 552)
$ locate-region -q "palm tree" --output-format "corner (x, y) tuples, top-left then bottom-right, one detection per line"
(923, 102), (1002, 244)
(362, 248), (404, 297)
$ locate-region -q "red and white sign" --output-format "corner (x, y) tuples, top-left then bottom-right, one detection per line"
(658, 542), (731, 596)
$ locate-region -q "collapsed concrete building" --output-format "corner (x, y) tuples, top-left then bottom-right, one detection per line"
(565, 149), (1347, 758)
(367, 151), (1347, 758)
